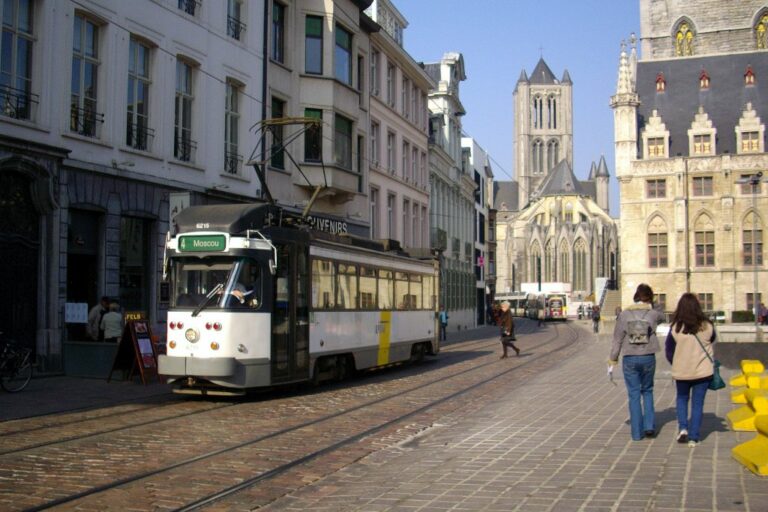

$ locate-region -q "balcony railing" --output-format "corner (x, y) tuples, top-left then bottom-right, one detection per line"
(178, 0), (200, 16)
(0, 85), (39, 121)
(227, 16), (246, 40)
(126, 120), (154, 151)
(224, 151), (243, 175)
(174, 135), (197, 162)
(70, 105), (104, 138)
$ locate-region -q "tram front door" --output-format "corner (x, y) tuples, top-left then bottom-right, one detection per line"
(271, 241), (310, 383)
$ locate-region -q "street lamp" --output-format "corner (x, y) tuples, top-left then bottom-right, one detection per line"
(736, 171), (765, 342)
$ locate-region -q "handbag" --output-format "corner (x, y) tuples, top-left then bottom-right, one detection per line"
(693, 332), (725, 391)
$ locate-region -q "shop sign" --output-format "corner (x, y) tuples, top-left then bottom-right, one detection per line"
(178, 234), (227, 252)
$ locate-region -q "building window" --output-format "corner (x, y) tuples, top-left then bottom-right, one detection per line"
(532, 139), (543, 174)
(411, 147), (418, 186)
(647, 137), (665, 157)
(697, 293), (713, 311)
(127, 38), (152, 150)
(747, 293), (763, 313)
(533, 95), (543, 129)
(656, 293), (667, 312)
(695, 230), (715, 266)
(304, 108), (322, 162)
(386, 63), (395, 107)
(227, 0), (246, 40)
(334, 24), (352, 85)
(174, 59), (195, 162)
(544, 241), (554, 281)
(573, 239), (587, 290)
(334, 114), (352, 169)
(741, 132), (760, 153)
(740, 173), (762, 194)
(178, 0), (199, 16)
(370, 120), (379, 167)
(655, 72), (666, 92)
(120, 217), (151, 312)
(402, 199), (410, 246)
(646, 179), (666, 198)
(401, 77), (410, 118)
(1, 0), (36, 120)
(412, 202), (419, 248)
(271, 2), (284, 62)
(648, 232), (668, 268)
(305, 15), (323, 75)
(547, 94), (557, 129)
(402, 141), (409, 180)
(699, 69), (710, 89)
(675, 21), (694, 56)
(270, 97), (285, 169)
(558, 242), (569, 282)
(756, 13), (768, 49)
(224, 82), (241, 175)
(743, 216), (763, 266)
(692, 176), (713, 196)
(370, 49), (379, 95)
(546, 139), (559, 172)
(387, 193), (395, 239)
(71, 14), (102, 137)
(370, 187), (379, 238)
(386, 131), (395, 172)
(693, 134), (711, 155)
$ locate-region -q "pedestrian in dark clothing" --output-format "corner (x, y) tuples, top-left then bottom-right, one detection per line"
(499, 301), (520, 358)
(592, 305), (601, 333)
(438, 308), (448, 341)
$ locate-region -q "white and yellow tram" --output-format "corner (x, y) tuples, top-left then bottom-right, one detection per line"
(158, 204), (439, 394)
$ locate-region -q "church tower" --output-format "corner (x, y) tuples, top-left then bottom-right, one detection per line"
(513, 58), (573, 209)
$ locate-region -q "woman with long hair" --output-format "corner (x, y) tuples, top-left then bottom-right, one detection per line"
(665, 293), (716, 447)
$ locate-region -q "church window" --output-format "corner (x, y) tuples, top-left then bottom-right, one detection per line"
(558, 241), (569, 282)
(546, 139), (559, 172)
(647, 137), (665, 158)
(756, 13), (768, 49)
(530, 243), (542, 282)
(573, 239), (587, 291)
(547, 94), (557, 129)
(699, 69), (709, 89)
(741, 132), (760, 153)
(692, 134), (711, 155)
(545, 240), (554, 282)
(533, 95), (543, 129)
(655, 73), (666, 92)
(692, 176), (713, 196)
(532, 139), (544, 174)
(648, 216), (668, 268)
(564, 203), (573, 224)
(675, 21), (694, 56)
(646, 179), (666, 198)
(745, 65), (756, 86)
(743, 212), (763, 266)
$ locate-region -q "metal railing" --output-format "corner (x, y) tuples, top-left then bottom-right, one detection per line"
(70, 105), (104, 138)
(227, 16), (246, 40)
(174, 135), (197, 162)
(224, 151), (243, 175)
(126, 121), (154, 151)
(178, 0), (200, 16)
(0, 85), (39, 121)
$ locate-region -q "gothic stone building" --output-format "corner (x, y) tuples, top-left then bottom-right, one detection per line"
(612, 0), (768, 317)
(496, 59), (618, 302)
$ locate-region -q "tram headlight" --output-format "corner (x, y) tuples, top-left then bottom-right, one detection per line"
(185, 328), (199, 343)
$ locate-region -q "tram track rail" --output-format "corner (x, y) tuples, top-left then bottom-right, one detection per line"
(12, 321), (581, 512)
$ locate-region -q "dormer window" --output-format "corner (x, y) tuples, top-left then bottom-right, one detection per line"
(687, 106), (716, 156)
(693, 134), (711, 154)
(745, 65), (756, 85)
(642, 110), (670, 159)
(648, 137), (665, 157)
(655, 72), (666, 92)
(735, 102), (765, 154)
(699, 69), (710, 89)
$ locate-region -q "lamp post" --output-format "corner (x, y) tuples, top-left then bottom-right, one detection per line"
(736, 171), (765, 342)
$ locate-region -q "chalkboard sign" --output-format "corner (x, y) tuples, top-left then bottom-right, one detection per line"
(108, 320), (158, 384)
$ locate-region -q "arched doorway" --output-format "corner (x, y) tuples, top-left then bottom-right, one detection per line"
(0, 171), (39, 352)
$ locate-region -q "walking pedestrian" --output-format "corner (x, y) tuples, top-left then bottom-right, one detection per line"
(438, 307), (448, 341)
(592, 305), (601, 333)
(665, 293), (717, 447)
(498, 301), (520, 358)
(608, 284), (665, 441)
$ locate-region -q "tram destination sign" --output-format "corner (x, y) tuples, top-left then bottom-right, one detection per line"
(178, 234), (227, 252)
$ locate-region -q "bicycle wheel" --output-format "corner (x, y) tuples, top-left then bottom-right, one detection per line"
(1, 353), (32, 392)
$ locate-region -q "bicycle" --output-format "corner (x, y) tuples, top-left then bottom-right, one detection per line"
(0, 335), (33, 392)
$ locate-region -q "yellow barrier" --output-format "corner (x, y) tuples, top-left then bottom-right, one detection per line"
(731, 376), (768, 404)
(727, 393), (768, 431)
(732, 415), (768, 476)
(742, 360), (766, 374)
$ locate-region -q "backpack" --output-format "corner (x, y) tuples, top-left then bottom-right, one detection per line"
(626, 310), (652, 344)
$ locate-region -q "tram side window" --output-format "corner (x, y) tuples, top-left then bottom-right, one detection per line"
(395, 272), (409, 310)
(423, 275), (434, 310)
(336, 263), (358, 309)
(378, 269), (393, 309)
(359, 266), (377, 309)
(410, 274), (423, 309)
(311, 258), (335, 309)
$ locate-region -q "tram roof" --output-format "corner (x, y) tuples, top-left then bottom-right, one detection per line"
(173, 203), (280, 235)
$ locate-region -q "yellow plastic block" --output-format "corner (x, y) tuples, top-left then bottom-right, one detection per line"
(742, 360), (766, 374)
(731, 372), (767, 388)
(747, 375), (768, 389)
(732, 387), (749, 404)
(732, 415), (768, 476)
(727, 395), (768, 431)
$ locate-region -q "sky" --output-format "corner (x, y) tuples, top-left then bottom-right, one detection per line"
(396, 0), (641, 217)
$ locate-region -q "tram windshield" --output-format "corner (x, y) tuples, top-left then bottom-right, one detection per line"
(170, 256), (264, 310)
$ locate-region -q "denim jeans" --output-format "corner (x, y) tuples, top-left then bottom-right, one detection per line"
(675, 378), (710, 441)
(622, 354), (656, 440)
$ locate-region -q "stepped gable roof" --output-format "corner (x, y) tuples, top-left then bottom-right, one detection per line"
(493, 181), (519, 212)
(561, 69), (572, 84)
(636, 51), (768, 157)
(595, 155), (610, 177)
(537, 160), (588, 197)
(529, 58), (558, 85)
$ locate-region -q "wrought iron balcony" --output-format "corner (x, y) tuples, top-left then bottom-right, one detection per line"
(227, 16), (246, 40)
(224, 151), (243, 175)
(178, 0), (199, 16)
(174, 135), (197, 162)
(126, 120), (154, 151)
(0, 85), (39, 121)
(70, 105), (104, 138)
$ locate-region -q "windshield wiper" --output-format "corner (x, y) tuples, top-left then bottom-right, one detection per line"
(192, 283), (224, 317)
